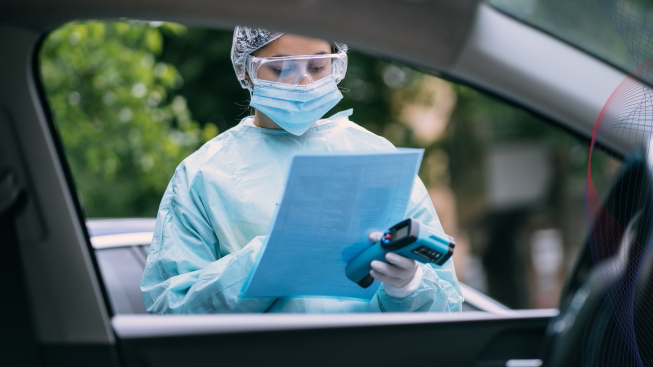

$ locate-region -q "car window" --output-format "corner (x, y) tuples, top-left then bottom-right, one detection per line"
(39, 20), (620, 313)
(489, 0), (652, 76)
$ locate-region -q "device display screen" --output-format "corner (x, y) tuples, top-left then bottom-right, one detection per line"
(395, 226), (409, 240)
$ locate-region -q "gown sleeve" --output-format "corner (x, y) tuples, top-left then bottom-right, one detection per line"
(140, 168), (275, 314)
(374, 176), (464, 313)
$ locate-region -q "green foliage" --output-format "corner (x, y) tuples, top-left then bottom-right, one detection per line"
(40, 21), (211, 217)
(158, 28), (251, 132)
(40, 21), (616, 220)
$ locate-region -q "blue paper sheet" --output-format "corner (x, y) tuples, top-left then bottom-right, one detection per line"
(242, 149), (424, 300)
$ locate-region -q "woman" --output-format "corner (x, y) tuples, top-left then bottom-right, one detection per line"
(140, 26), (463, 313)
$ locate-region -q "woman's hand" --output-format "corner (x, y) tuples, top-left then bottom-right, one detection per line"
(367, 232), (423, 298)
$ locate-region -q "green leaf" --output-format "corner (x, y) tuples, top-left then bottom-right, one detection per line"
(146, 28), (162, 55)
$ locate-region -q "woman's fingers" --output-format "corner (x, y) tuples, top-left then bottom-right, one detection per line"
(385, 252), (418, 270)
(370, 254), (420, 289)
(370, 254), (421, 291)
(370, 259), (411, 278)
(369, 270), (401, 285)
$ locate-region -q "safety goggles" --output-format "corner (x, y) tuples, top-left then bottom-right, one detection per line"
(245, 52), (348, 86)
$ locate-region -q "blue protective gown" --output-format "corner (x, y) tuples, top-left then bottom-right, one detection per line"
(141, 109), (463, 314)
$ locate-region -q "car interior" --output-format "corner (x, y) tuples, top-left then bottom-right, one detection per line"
(86, 219), (513, 315)
(1, 0), (651, 366)
(541, 147), (653, 366)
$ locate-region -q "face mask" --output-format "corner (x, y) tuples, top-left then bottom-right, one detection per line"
(249, 76), (343, 136)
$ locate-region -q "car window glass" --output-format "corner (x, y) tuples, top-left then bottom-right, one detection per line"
(39, 20), (620, 313)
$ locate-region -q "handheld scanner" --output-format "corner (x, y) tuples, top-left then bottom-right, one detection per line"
(345, 218), (455, 288)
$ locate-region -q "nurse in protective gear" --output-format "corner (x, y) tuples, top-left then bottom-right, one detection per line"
(140, 26), (464, 314)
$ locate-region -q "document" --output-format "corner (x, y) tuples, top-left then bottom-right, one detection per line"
(242, 149), (424, 300)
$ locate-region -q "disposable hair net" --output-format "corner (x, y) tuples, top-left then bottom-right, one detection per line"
(231, 26), (348, 90)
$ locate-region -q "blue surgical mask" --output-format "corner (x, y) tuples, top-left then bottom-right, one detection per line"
(249, 76), (343, 136)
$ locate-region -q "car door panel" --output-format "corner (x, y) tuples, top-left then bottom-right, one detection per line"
(113, 311), (555, 367)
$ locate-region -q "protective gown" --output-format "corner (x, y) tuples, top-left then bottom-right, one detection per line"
(141, 110), (463, 314)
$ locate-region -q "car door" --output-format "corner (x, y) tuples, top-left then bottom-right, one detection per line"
(0, 1), (632, 366)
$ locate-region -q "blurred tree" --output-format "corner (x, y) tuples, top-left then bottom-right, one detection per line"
(41, 23), (604, 219)
(40, 21), (214, 217)
(41, 24), (430, 218)
(158, 28), (250, 133)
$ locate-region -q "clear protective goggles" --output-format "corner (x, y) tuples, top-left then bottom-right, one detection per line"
(245, 52), (348, 87)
